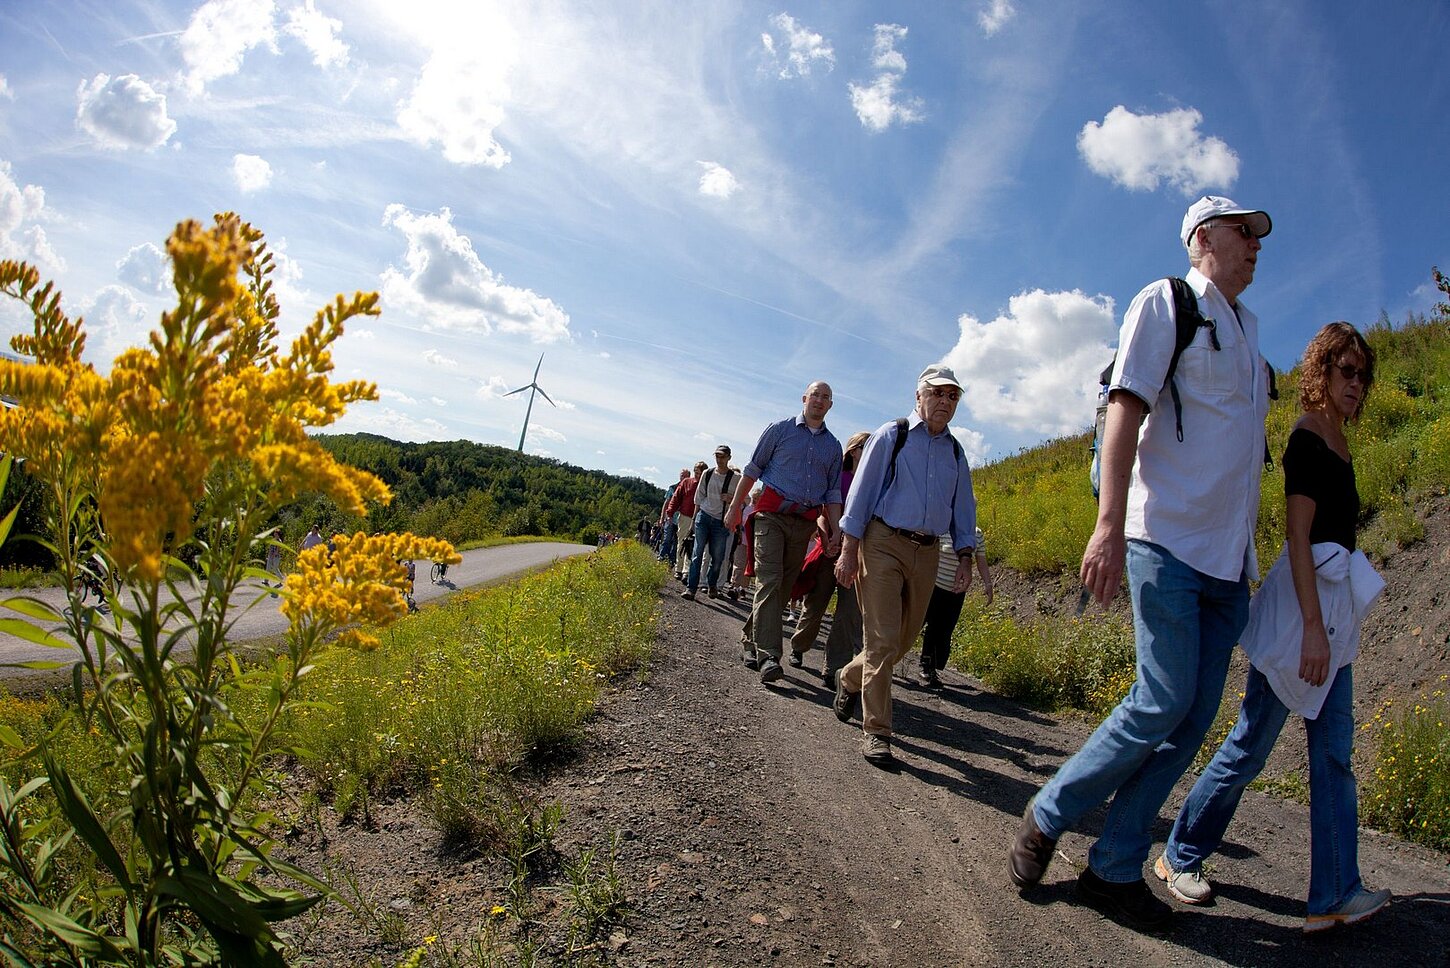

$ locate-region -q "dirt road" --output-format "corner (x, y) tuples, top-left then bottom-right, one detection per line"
(542, 590), (1449, 967)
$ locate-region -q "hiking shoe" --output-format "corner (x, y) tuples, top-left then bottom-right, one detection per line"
(759, 658), (784, 684)
(707, 587), (721, 599)
(742, 647), (758, 670)
(788, 651), (805, 668)
(862, 734), (894, 766)
(680, 589), (695, 601)
(821, 669), (836, 691)
(1075, 868), (1172, 933)
(726, 587), (740, 601)
(1303, 888), (1391, 933)
(918, 667), (941, 688)
(1008, 801), (1057, 889)
(1154, 854), (1213, 905)
(833, 676), (860, 723)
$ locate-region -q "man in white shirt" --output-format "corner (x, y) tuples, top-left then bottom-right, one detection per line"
(682, 445), (737, 600)
(1008, 196), (1275, 933)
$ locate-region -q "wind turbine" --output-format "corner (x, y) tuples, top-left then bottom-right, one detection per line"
(502, 353), (556, 452)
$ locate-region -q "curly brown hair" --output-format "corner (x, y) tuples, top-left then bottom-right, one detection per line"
(1298, 321), (1375, 420)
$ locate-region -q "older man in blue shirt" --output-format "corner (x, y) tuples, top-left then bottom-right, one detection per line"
(725, 381), (844, 685)
(832, 364), (978, 766)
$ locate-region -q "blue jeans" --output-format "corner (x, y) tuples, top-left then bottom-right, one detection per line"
(1033, 540), (1248, 883)
(1164, 664), (1361, 915)
(659, 518), (678, 566)
(687, 511), (730, 592)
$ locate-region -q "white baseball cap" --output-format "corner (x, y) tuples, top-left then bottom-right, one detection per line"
(1181, 196), (1272, 248)
(917, 363), (963, 392)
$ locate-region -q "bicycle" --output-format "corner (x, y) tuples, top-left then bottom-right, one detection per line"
(69, 561), (118, 609)
(429, 560), (448, 585)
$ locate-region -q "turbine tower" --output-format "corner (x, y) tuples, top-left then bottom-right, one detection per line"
(502, 353), (556, 452)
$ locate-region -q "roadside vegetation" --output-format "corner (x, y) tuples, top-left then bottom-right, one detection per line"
(957, 273), (1450, 851)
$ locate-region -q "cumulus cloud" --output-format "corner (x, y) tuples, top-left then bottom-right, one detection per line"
(116, 242), (171, 294)
(379, 387), (417, 405)
(475, 375), (510, 398)
(180, 0), (279, 94)
(423, 348), (458, 369)
(75, 74), (177, 149)
(429, 395), (446, 407)
(944, 289), (1118, 441)
(285, 0), (348, 68)
(529, 425), (567, 444)
(697, 161), (740, 199)
(0, 75), (12, 100)
(396, 8), (516, 168)
(340, 405), (448, 442)
(380, 204), (571, 343)
(0, 161), (63, 274)
(1078, 106), (1239, 196)
(232, 153), (273, 192)
(848, 24), (923, 132)
(978, 0), (1017, 36)
(84, 285), (152, 359)
(761, 13), (835, 79)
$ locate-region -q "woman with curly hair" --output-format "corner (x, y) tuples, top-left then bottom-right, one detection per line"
(1153, 321), (1391, 932)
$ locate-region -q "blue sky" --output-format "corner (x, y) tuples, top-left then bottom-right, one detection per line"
(1, 1), (1446, 487)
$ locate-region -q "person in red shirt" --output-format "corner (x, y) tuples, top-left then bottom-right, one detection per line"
(664, 462), (706, 581)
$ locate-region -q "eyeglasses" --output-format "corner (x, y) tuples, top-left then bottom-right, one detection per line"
(1211, 222), (1256, 240)
(1334, 363), (1370, 384)
(924, 387), (961, 401)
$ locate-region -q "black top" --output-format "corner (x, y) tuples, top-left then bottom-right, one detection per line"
(1282, 427), (1359, 551)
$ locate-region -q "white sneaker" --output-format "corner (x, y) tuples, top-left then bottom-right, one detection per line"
(1154, 853), (1213, 904)
(1303, 888), (1391, 933)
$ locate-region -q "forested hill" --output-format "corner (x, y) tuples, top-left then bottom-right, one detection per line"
(308, 433), (665, 545)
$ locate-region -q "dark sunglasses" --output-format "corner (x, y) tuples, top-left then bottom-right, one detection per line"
(1334, 363), (1370, 383)
(1213, 222), (1256, 240)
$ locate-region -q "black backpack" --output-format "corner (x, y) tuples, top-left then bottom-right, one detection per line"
(1089, 277), (1275, 498)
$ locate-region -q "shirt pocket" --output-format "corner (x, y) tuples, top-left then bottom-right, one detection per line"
(1176, 325), (1236, 397)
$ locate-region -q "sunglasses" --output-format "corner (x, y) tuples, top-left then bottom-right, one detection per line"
(1212, 222), (1256, 240)
(1334, 363), (1370, 384)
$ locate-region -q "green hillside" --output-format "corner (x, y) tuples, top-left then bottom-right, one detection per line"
(294, 433), (665, 547)
(975, 287), (1450, 578)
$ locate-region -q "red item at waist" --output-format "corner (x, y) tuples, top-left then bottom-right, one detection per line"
(754, 485), (822, 520)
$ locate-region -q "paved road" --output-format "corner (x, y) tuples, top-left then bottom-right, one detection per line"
(0, 542), (595, 686)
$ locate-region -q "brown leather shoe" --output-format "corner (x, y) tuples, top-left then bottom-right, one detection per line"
(1008, 800), (1057, 889)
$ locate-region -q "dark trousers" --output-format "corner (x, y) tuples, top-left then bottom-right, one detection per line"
(919, 585), (965, 671)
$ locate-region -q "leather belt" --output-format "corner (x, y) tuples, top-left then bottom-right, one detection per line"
(873, 517), (936, 546)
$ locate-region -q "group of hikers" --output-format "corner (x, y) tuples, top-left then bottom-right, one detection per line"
(654, 196), (1390, 936)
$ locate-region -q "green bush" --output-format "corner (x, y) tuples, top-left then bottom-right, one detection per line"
(1362, 679), (1450, 851)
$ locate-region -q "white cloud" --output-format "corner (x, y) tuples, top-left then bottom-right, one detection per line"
(379, 387), (418, 405)
(597, 350), (611, 359)
(978, 0), (1017, 36)
(115, 242), (171, 294)
(944, 289), (1118, 441)
(530, 425), (567, 444)
(762, 13), (835, 79)
(350, 327), (376, 340)
(1078, 106), (1239, 196)
(75, 74), (177, 149)
(337, 405), (448, 442)
(952, 426), (990, 467)
(395, 7), (516, 168)
(232, 153), (274, 192)
(429, 395), (447, 407)
(84, 285), (152, 360)
(0, 161), (63, 274)
(380, 204), (571, 343)
(180, 0), (279, 94)
(697, 161), (740, 199)
(422, 348), (458, 369)
(475, 375), (510, 398)
(285, 0), (348, 69)
(848, 25), (922, 132)
(0, 75), (12, 100)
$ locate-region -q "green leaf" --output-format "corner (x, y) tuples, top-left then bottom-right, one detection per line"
(41, 758), (131, 893)
(0, 725), (24, 749)
(155, 869), (271, 939)
(13, 900), (124, 960)
(0, 501), (20, 551)
(0, 596), (65, 622)
(0, 618), (73, 650)
(2, 660), (69, 671)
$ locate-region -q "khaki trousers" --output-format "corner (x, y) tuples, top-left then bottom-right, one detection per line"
(745, 511), (818, 663)
(839, 519), (940, 737)
(674, 514), (696, 577)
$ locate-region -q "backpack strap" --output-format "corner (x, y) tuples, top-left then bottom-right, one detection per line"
(885, 417), (964, 493)
(1164, 276), (1218, 443)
